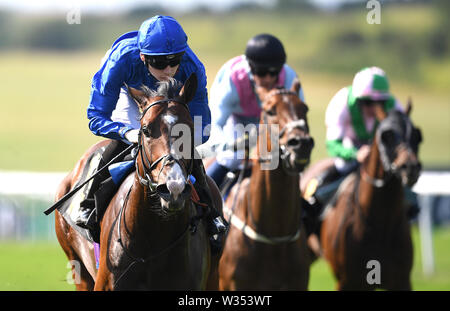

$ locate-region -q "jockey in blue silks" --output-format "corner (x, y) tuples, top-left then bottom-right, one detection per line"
(77, 16), (226, 251)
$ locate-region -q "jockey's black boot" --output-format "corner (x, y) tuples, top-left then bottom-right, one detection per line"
(75, 157), (109, 230)
(316, 164), (341, 188)
(303, 165), (343, 228)
(192, 158), (228, 255)
(407, 203), (420, 220)
(75, 140), (130, 230)
(404, 187), (420, 220)
(301, 196), (323, 237)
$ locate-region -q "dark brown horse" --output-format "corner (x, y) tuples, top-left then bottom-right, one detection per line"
(55, 75), (222, 290)
(218, 81), (314, 290)
(304, 104), (422, 290)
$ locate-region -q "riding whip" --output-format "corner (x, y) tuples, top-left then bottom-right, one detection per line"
(43, 143), (136, 216)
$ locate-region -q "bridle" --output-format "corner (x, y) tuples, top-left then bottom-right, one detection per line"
(258, 88), (311, 173)
(362, 111), (419, 188)
(135, 98), (194, 194)
(112, 98), (202, 287)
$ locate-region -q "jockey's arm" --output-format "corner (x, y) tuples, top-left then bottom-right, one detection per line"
(186, 62), (211, 146)
(87, 54), (134, 143)
(325, 87), (358, 161)
(326, 139), (358, 161)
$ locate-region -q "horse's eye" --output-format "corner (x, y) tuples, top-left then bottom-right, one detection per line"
(381, 129), (397, 146)
(266, 106), (276, 116)
(142, 125), (150, 137)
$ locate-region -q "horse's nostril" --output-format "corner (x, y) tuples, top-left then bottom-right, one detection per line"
(156, 184), (170, 195)
(287, 137), (301, 147)
(156, 184), (172, 202)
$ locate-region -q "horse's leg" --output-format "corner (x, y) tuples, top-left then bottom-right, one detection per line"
(205, 175), (223, 290)
(55, 211), (95, 291)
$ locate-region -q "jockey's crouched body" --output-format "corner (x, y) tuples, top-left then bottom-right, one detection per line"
(76, 15), (227, 253)
(205, 34), (306, 193)
(304, 67), (420, 227)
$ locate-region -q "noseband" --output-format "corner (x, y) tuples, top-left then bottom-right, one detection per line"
(135, 99), (193, 192)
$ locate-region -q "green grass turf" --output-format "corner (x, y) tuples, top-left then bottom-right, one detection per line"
(0, 225), (448, 290)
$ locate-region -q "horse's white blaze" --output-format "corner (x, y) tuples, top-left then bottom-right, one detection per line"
(163, 114), (177, 126)
(166, 162), (185, 200)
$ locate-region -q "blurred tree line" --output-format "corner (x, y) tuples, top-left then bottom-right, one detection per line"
(0, 0), (448, 89)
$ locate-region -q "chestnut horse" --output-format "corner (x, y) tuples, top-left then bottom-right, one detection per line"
(55, 75), (222, 290)
(309, 104), (422, 290)
(218, 81), (314, 290)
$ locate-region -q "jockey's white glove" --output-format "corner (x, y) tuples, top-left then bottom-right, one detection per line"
(124, 129), (140, 144)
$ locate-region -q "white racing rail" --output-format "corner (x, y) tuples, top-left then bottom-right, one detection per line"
(0, 169), (449, 276)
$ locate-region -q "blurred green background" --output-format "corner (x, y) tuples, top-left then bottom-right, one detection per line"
(0, 0), (449, 290)
(1, 0), (449, 171)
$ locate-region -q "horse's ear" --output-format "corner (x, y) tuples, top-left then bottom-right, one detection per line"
(406, 97), (413, 116)
(290, 78), (301, 95)
(179, 73), (197, 103)
(373, 103), (387, 121)
(127, 86), (147, 110)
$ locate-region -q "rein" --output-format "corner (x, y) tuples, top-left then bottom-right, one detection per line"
(224, 88), (305, 245)
(113, 185), (193, 288)
(361, 168), (391, 188)
(135, 98), (193, 191)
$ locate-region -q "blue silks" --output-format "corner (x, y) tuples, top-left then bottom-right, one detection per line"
(108, 160), (135, 185)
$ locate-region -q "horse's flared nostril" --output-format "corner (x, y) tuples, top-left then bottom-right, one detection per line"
(156, 184), (171, 202)
(287, 137), (301, 148)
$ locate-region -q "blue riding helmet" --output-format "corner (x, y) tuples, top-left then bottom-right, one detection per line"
(137, 15), (188, 56)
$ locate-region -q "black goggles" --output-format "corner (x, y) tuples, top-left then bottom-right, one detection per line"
(145, 52), (184, 70)
(357, 98), (387, 107)
(250, 64), (281, 77)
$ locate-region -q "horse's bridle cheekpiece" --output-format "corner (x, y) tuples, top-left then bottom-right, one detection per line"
(259, 88), (312, 174)
(136, 98), (193, 197)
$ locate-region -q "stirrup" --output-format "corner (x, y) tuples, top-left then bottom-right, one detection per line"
(75, 207), (96, 230)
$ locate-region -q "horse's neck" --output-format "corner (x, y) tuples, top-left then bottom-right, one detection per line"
(123, 177), (190, 251)
(247, 160), (301, 237)
(358, 139), (402, 219)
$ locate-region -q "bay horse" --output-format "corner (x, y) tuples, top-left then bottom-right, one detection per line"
(309, 103), (422, 290)
(55, 74), (223, 290)
(218, 81), (314, 290)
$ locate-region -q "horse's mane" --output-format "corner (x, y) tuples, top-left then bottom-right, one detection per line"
(140, 78), (183, 100)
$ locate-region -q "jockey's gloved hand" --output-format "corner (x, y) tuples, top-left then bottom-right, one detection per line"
(124, 129), (140, 144)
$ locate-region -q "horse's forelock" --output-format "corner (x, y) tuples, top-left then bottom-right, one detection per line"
(140, 78), (183, 100)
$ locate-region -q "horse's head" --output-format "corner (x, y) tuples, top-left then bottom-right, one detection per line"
(128, 74), (198, 215)
(373, 102), (423, 187)
(256, 80), (314, 173)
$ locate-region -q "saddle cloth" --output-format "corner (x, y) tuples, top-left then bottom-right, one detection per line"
(58, 147), (106, 243)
